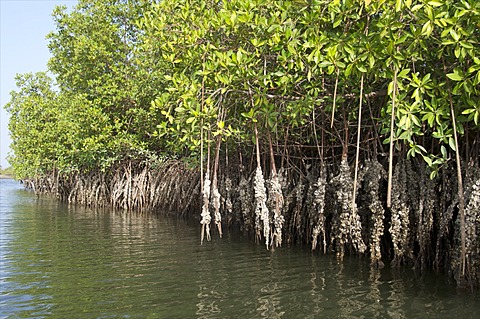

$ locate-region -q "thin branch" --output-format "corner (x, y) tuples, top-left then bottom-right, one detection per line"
(387, 68), (397, 208)
(331, 68), (340, 128)
(447, 80), (466, 279)
(352, 74), (364, 212)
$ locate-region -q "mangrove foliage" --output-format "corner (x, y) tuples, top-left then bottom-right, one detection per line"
(5, 0), (480, 288)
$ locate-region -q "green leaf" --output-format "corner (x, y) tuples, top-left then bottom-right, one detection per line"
(459, 40), (474, 48)
(398, 68), (410, 79)
(422, 113), (435, 127)
(407, 147), (415, 159)
(333, 18), (342, 28)
(236, 50), (243, 63)
(462, 108), (476, 115)
(411, 114), (421, 127)
(441, 145), (447, 158)
(327, 65), (336, 75)
(421, 21), (433, 37)
(395, 0), (402, 12)
(448, 136), (456, 151)
(411, 4), (424, 11)
(345, 64), (354, 77)
(428, 1), (443, 7)
(421, 73), (431, 84)
(449, 29), (460, 42)
(399, 130), (412, 141)
(417, 144), (427, 153)
(422, 155), (433, 167)
(446, 72), (462, 81)
(327, 45), (337, 59)
(368, 55), (375, 69)
(356, 64), (367, 73)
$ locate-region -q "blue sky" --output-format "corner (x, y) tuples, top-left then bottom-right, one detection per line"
(0, 0), (76, 169)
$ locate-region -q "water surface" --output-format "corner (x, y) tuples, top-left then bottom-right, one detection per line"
(0, 178), (478, 318)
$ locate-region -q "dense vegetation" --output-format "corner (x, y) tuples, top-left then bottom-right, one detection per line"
(5, 0), (480, 288)
(0, 166), (14, 176)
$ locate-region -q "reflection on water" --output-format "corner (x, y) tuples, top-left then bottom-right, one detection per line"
(1, 178), (480, 318)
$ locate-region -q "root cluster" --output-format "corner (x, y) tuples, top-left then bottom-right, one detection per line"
(26, 157), (480, 288)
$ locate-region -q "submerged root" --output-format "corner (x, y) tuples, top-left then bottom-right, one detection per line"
(415, 162), (436, 270)
(331, 158), (366, 259)
(312, 165), (327, 253)
(268, 171), (285, 247)
(212, 182), (222, 237)
(254, 166), (270, 248)
(201, 172), (212, 244)
(30, 156), (480, 288)
(464, 177), (480, 284)
(238, 173), (254, 231)
(389, 159), (411, 267)
(363, 160), (386, 267)
(224, 176), (233, 225)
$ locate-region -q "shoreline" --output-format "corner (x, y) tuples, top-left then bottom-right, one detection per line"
(0, 174), (14, 179)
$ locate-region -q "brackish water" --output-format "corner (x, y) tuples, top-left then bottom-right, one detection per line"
(1, 178), (479, 318)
